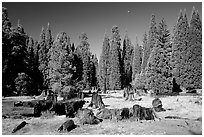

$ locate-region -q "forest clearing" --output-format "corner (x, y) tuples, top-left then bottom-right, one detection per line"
(2, 2), (202, 135)
(2, 90), (202, 135)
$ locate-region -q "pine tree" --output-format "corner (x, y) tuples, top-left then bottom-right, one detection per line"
(141, 14), (157, 73)
(48, 32), (75, 92)
(90, 54), (98, 88)
(109, 25), (122, 90)
(2, 7), (11, 33)
(38, 23), (53, 90)
(122, 32), (133, 87)
(145, 18), (172, 94)
(77, 32), (91, 89)
(38, 26), (47, 89)
(141, 32), (148, 73)
(132, 35), (142, 80)
(27, 36), (35, 71)
(2, 7), (12, 95)
(184, 8), (202, 89)
(172, 10), (189, 87)
(98, 32), (110, 92)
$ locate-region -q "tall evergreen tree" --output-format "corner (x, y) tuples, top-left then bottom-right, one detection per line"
(38, 23), (53, 90)
(2, 7), (11, 33)
(141, 14), (157, 73)
(184, 8), (202, 89)
(77, 32), (91, 89)
(2, 7), (12, 95)
(132, 35), (142, 80)
(145, 18), (172, 94)
(98, 32), (110, 92)
(38, 26), (47, 89)
(4, 19), (28, 95)
(172, 10), (189, 87)
(141, 32), (148, 73)
(109, 25), (122, 90)
(90, 54), (99, 88)
(48, 32), (75, 92)
(122, 32), (133, 87)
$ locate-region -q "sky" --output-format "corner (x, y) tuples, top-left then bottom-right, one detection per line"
(2, 2), (202, 59)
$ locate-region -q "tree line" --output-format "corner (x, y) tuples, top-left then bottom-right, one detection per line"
(98, 7), (202, 94)
(2, 7), (202, 96)
(2, 7), (98, 96)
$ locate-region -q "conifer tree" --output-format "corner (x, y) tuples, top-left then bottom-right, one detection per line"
(132, 35), (142, 80)
(141, 14), (157, 73)
(98, 32), (110, 92)
(145, 18), (172, 94)
(109, 25), (122, 90)
(141, 32), (148, 73)
(122, 32), (133, 87)
(2, 7), (11, 33)
(90, 54), (98, 88)
(48, 32), (75, 92)
(172, 10), (189, 87)
(38, 23), (53, 90)
(77, 32), (91, 89)
(184, 8), (202, 89)
(38, 26), (47, 89)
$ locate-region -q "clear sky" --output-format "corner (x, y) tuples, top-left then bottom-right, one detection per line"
(2, 2), (202, 59)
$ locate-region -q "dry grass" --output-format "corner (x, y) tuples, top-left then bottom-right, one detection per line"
(2, 91), (202, 135)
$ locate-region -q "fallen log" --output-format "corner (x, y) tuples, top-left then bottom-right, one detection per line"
(12, 121), (28, 133)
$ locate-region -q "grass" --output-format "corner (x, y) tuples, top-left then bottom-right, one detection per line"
(2, 92), (202, 135)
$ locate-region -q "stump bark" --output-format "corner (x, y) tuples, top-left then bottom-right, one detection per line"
(88, 92), (105, 109)
(124, 85), (134, 101)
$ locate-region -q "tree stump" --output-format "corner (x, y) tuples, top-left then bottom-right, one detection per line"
(88, 92), (105, 109)
(124, 85), (134, 101)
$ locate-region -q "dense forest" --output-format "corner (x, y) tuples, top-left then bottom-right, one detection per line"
(2, 7), (202, 96)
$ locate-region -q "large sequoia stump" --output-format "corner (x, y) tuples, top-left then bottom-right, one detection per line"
(132, 104), (160, 121)
(33, 99), (85, 117)
(88, 92), (105, 109)
(123, 85), (134, 101)
(76, 108), (102, 125)
(152, 98), (165, 112)
(172, 78), (182, 93)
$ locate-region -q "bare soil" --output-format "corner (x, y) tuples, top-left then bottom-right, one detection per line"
(2, 90), (202, 135)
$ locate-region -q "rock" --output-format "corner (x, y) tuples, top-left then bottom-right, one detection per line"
(58, 120), (77, 132)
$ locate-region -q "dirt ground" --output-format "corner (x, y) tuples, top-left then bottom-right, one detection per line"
(1, 90), (202, 135)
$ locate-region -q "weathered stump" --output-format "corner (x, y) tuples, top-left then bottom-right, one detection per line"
(152, 98), (165, 112)
(121, 108), (130, 119)
(88, 92), (105, 109)
(58, 120), (77, 132)
(172, 78), (182, 93)
(76, 108), (102, 125)
(124, 85), (134, 101)
(96, 108), (112, 119)
(132, 104), (160, 121)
